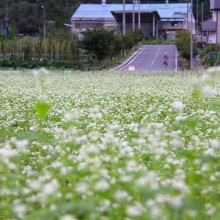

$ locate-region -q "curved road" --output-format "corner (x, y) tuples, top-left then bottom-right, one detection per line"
(115, 45), (177, 72)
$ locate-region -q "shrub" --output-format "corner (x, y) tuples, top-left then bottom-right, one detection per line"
(176, 30), (197, 60)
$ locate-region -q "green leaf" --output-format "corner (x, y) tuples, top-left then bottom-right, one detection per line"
(17, 131), (51, 142)
(191, 89), (202, 99)
(35, 102), (50, 120)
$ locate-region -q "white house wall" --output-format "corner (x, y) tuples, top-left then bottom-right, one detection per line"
(161, 21), (184, 30)
(186, 6), (196, 34)
(208, 32), (217, 44)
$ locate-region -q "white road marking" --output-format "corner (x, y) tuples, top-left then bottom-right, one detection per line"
(175, 47), (177, 71)
(122, 45), (148, 70)
(146, 48), (160, 70)
(155, 49), (160, 58)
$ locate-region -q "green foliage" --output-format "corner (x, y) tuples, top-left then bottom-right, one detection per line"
(176, 30), (190, 59)
(81, 27), (116, 62)
(176, 30), (198, 60)
(200, 45), (220, 59)
(35, 102), (50, 121)
(0, 36), (80, 69)
(81, 28), (144, 62)
(112, 34), (123, 56)
(0, 59), (78, 69)
(144, 38), (175, 45)
(122, 30), (144, 50)
(200, 44), (220, 67)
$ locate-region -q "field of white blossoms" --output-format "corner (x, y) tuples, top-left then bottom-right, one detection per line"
(1, 68), (220, 220)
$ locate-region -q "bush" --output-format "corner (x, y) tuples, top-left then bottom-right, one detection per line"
(200, 44), (220, 64)
(81, 27), (116, 62)
(176, 30), (198, 60)
(0, 59), (77, 69)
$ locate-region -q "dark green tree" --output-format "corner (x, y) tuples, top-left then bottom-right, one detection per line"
(81, 27), (116, 62)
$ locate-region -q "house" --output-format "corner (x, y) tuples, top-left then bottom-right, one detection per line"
(210, 0), (220, 44)
(201, 4), (220, 45)
(71, 0), (195, 40)
(201, 20), (216, 44)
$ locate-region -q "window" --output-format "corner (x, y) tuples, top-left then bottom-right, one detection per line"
(75, 22), (103, 29)
(171, 22), (178, 27)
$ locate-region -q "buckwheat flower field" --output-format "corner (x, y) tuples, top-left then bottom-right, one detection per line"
(1, 68), (220, 220)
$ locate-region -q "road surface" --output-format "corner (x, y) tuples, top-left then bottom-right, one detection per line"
(115, 45), (177, 72)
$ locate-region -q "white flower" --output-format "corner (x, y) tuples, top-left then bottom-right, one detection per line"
(0, 147), (18, 158)
(205, 203), (216, 215)
(60, 166), (72, 176)
(156, 194), (183, 208)
(170, 139), (182, 148)
(135, 171), (159, 190)
(207, 66), (220, 73)
(171, 101), (185, 111)
(175, 115), (188, 122)
(201, 74), (210, 81)
(126, 160), (138, 172)
(14, 139), (29, 152)
(94, 179), (109, 192)
(209, 139), (220, 149)
(202, 86), (217, 97)
(75, 182), (88, 194)
(126, 203), (143, 217)
(114, 190), (129, 201)
(13, 200), (27, 219)
(26, 179), (42, 191)
(120, 175), (133, 183)
(32, 68), (49, 79)
(59, 215), (78, 220)
(63, 111), (81, 121)
(42, 179), (59, 195)
(88, 108), (102, 119)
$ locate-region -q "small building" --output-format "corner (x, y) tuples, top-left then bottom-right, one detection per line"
(71, 1), (195, 40)
(210, 0), (220, 44)
(201, 20), (216, 44)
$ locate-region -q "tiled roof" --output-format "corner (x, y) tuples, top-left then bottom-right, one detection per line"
(202, 20), (216, 32)
(71, 3), (190, 21)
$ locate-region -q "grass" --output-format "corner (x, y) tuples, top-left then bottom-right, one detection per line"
(1, 68), (220, 220)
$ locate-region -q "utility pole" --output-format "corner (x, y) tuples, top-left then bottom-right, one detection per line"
(42, 0), (46, 40)
(187, 2), (188, 30)
(132, 0), (135, 32)
(196, 0), (198, 33)
(138, 0), (141, 30)
(190, 0), (193, 70)
(4, 0), (9, 37)
(201, 1), (204, 24)
(123, 0), (126, 35)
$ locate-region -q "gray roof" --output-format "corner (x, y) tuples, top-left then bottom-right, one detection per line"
(71, 3), (190, 21)
(72, 4), (115, 19)
(202, 20), (216, 32)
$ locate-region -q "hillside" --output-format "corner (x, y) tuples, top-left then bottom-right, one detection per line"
(0, 0), (211, 36)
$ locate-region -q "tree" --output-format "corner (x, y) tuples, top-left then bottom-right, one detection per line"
(176, 30), (197, 60)
(81, 27), (116, 62)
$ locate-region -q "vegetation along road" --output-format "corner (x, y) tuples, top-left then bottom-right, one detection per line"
(116, 45), (177, 72)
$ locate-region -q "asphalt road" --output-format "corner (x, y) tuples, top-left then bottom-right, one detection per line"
(116, 44), (177, 72)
